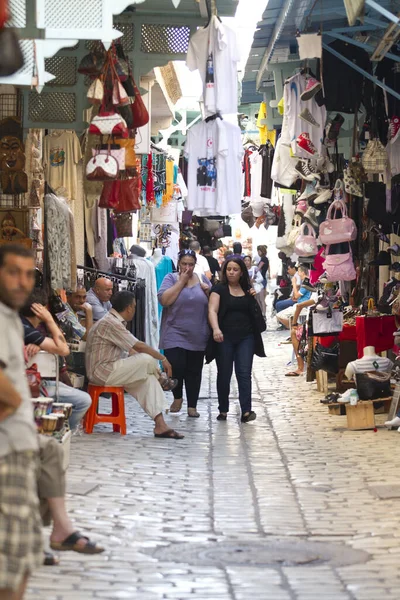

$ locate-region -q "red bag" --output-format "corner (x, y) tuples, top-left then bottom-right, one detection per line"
(115, 177), (141, 213)
(130, 78), (149, 128)
(99, 180), (120, 209)
(26, 364), (41, 398)
(355, 315), (397, 358)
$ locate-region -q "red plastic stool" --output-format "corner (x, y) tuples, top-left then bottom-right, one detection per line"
(85, 385), (126, 435)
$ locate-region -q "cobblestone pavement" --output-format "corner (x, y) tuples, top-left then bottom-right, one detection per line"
(27, 328), (400, 600)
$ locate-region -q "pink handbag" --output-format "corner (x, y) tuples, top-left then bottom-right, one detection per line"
(319, 199), (357, 244)
(294, 222), (318, 257)
(323, 246), (356, 282)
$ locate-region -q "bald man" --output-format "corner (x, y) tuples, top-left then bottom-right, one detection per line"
(86, 277), (113, 321)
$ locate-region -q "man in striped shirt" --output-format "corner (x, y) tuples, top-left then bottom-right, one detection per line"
(85, 291), (184, 440)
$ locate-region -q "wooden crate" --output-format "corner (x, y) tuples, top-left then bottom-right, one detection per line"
(346, 401), (375, 430)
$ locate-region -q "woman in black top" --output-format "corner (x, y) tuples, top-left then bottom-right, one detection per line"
(208, 258), (266, 423)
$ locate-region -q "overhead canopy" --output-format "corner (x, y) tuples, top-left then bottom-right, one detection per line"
(242, 0), (400, 104)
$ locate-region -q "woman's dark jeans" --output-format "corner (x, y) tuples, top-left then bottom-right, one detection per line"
(215, 335), (255, 415)
(164, 347), (205, 408)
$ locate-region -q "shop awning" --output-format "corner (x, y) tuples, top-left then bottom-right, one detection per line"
(241, 0), (400, 104)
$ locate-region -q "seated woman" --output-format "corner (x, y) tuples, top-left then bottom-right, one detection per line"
(277, 265), (315, 330)
(275, 261), (301, 313)
(285, 297), (317, 377)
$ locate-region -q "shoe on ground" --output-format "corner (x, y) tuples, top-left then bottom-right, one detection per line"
(385, 416), (400, 428)
(297, 132), (317, 156)
(241, 411), (257, 423)
(282, 337), (292, 344)
(300, 76), (322, 101)
(299, 107), (320, 128)
(295, 159), (321, 181)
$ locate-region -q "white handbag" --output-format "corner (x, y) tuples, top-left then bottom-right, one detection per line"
(87, 78), (104, 105)
(312, 307), (343, 336)
(151, 202), (178, 224)
(86, 151), (119, 181)
(112, 80), (129, 107)
(294, 223), (318, 257)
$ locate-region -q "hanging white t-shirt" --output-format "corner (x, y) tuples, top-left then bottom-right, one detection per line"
(186, 16), (240, 116)
(185, 119), (227, 215)
(216, 119), (243, 216)
(43, 131), (82, 201)
(284, 72), (326, 157)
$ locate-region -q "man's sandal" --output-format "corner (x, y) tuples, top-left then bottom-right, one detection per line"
(50, 532), (104, 554)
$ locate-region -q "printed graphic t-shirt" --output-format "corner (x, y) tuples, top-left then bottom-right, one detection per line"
(185, 119), (227, 215)
(43, 131), (82, 201)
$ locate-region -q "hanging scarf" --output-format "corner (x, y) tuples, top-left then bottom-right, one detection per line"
(145, 152), (155, 206)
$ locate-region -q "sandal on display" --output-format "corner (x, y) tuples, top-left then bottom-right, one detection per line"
(50, 532), (105, 555)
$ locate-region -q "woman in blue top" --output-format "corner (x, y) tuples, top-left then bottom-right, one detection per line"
(277, 264), (314, 329)
(158, 250), (211, 418)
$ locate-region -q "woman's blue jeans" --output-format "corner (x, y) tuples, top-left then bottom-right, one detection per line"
(215, 335), (255, 415)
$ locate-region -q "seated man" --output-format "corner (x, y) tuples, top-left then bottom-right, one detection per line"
(39, 435), (104, 560)
(85, 291), (184, 439)
(86, 277), (113, 321)
(277, 265), (315, 330)
(59, 287), (93, 342)
(20, 290), (92, 431)
(57, 287), (93, 380)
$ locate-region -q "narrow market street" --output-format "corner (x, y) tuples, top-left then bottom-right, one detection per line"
(27, 328), (400, 600)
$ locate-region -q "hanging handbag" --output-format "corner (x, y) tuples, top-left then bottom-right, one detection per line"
(311, 342), (339, 374)
(77, 52), (105, 76)
(116, 101), (134, 130)
(203, 218), (220, 233)
(113, 212), (133, 237)
(115, 176), (141, 213)
(319, 199), (357, 244)
(312, 306), (344, 337)
(114, 137), (136, 168)
(112, 79), (129, 107)
(250, 294), (266, 333)
(87, 78), (104, 105)
(99, 180), (119, 209)
(323, 244), (356, 282)
(29, 181), (41, 207)
(0, 26), (24, 76)
(294, 222), (318, 257)
(89, 110), (128, 137)
(362, 138), (389, 174)
(92, 145), (125, 170)
(343, 166), (363, 197)
(241, 203), (255, 228)
(86, 150), (119, 181)
(356, 371), (391, 400)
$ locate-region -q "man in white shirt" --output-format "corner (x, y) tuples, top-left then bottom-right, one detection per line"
(189, 241), (212, 280)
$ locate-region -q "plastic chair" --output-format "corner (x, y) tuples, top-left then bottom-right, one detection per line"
(85, 385), (126, 435)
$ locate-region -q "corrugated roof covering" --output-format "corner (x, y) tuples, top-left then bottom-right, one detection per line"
(242, 0), (400, 104)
